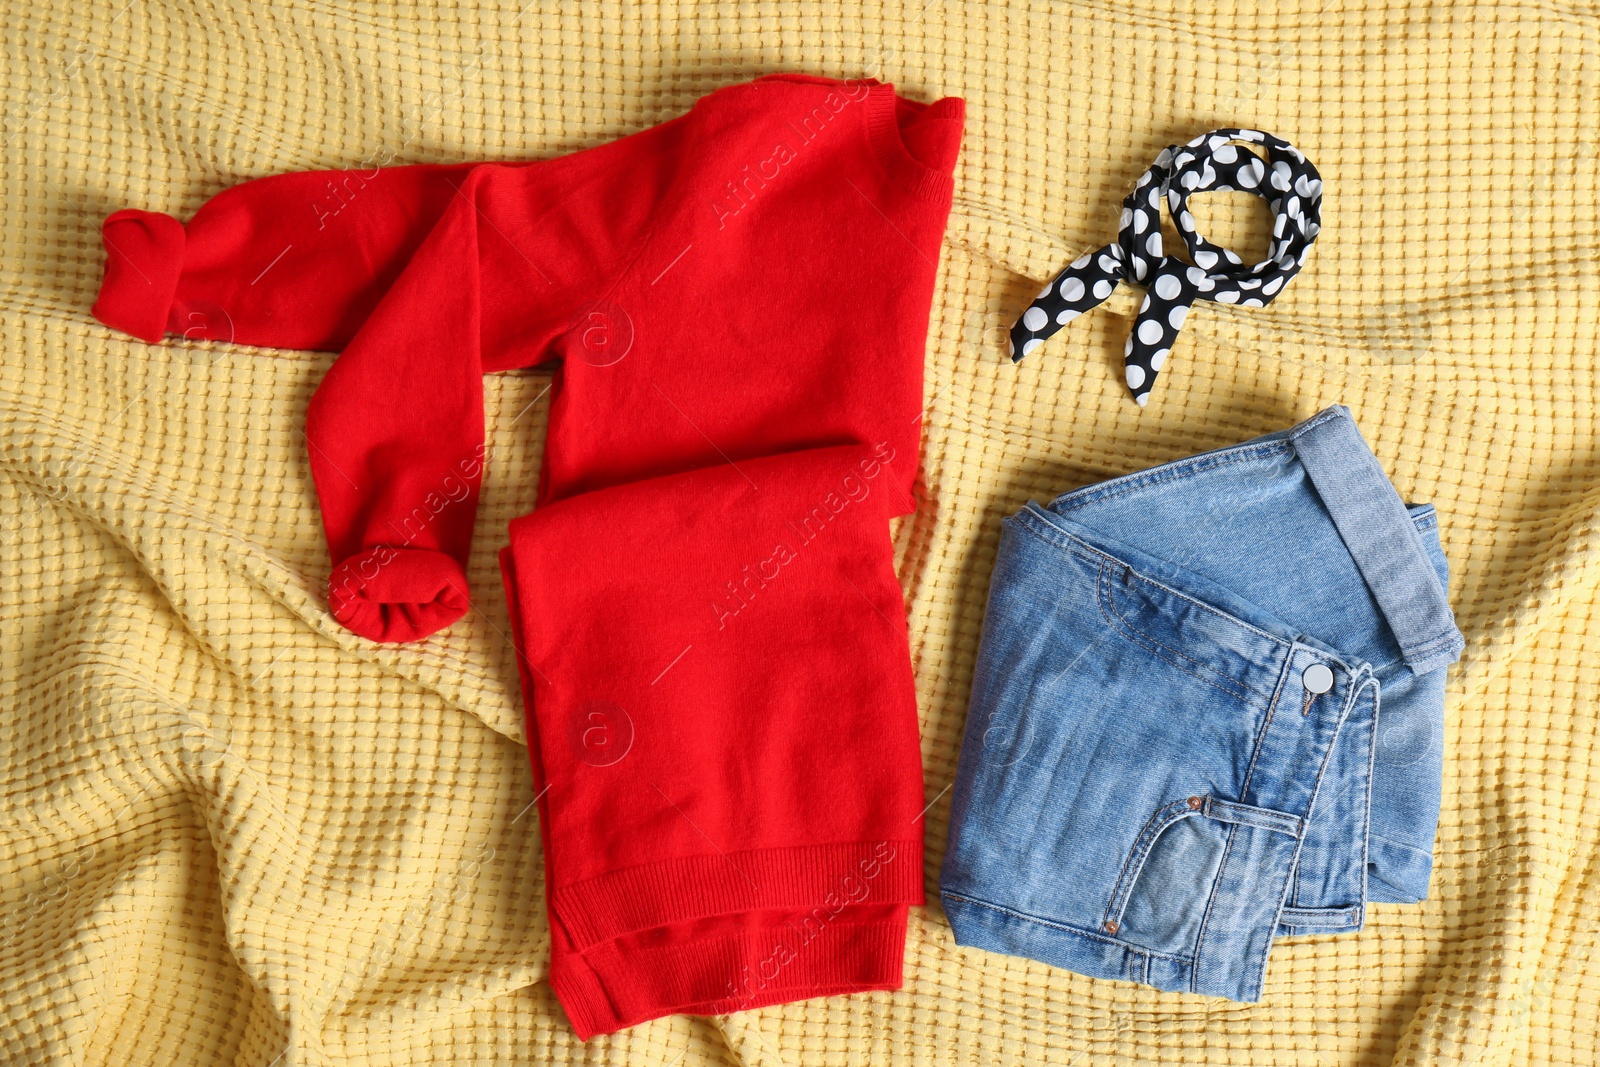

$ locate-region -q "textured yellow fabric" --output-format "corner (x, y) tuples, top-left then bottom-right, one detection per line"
(2, 2), (1596, 1064)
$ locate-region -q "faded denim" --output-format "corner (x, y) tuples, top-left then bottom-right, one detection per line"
(940, 405), (1462, 1001)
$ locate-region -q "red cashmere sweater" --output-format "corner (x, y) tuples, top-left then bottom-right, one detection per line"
(93, 74), (964, 1037)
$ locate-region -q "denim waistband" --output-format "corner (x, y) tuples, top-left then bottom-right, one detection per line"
(1046, 404), (1463, 677)
(1286, 406), (1464, 674)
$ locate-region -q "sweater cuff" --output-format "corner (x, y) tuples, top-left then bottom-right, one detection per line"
(328, 547), (471, 643)
(91, 209), (185, 344)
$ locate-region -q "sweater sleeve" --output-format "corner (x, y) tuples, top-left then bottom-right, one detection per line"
(90, 115), (693, 642)
(324, 122), (688, 642)
(92, 162), (488, 349)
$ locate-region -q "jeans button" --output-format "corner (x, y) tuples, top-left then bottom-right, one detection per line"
(1301, 663), (1334, 694)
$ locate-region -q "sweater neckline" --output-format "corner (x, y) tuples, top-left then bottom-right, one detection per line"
(862, 82), (961, 203)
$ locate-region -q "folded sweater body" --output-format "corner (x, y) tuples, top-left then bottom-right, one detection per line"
(93, 74), (965, 1037)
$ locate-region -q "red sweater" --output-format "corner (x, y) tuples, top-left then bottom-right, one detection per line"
(93, 74), (964, 1037)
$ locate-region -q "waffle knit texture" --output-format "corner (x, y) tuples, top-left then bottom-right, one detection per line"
(2, 2), (1598, 1065)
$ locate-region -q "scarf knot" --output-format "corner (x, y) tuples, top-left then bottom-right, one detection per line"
(1010, 128), (1322, 406)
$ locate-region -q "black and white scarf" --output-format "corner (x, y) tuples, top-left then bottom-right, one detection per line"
(1009, 129), (1323, 406)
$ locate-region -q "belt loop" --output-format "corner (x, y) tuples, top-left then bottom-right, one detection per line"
(1289, 406), (1464, 675)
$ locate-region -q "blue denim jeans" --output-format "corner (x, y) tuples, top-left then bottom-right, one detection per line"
(939, 405), (1463, 1001)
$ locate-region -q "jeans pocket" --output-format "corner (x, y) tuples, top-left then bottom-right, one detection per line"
(1095, 555), (1286, 715)
(1103, 800), (1232, 954)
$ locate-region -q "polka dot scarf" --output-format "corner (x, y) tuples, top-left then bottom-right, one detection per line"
(1009, 129), (1323, 406)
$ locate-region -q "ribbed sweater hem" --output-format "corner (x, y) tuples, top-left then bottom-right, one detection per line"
(552, 905), (910, 1039)
(554, 838), (923, 949)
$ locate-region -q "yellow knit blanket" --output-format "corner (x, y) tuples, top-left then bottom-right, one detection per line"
(2, 2), (1594, 1063)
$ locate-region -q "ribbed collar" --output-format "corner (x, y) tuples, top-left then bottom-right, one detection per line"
(861, 81), (963, 203)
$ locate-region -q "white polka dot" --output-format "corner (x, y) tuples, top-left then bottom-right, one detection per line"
(1294, 175), (1312, 197)
(1194, 274), (1215, 292)
(1092, 279), (1113, 299)
(1179, 211), (1196, 231)
(1146, 233), (1162, 256)
(1150, 347), (1170, 370)
(1186, 266), (1208, 285)
(1194, 250), (1218, 269)
(1149, 189), (1162, 210)
(1133, 259), (1148, 281)
(1307, 221), (1320, 238)
(1126, 364), (1146, 389)
(1214, 289), (1239, 304)
(1274, 215), (1288, 238)
(1056, 308), (1079, 325)
(1134, 211), (1149, 234)
(1200, 164), (1217, 189)
(1137, 319), (1165, 345)
(1120, 207), (1133, 229)
(1182, 170), (1201, 190)
(1262, 276), (1285, 295)
(1154, 274), (1182, 299)
(1071, 254), (1092, 270)
(1020, 337), (1043, 357)
(1239, 276), (1260, 289)
(1286, 196), (1301, 219)
(1237, 163), (1259, 188)
(1060, 277), (1085, 302)
(1107, 242), (1124, 258)
(1214, 145), (1238, 164)
(1135, 392), (1149, 407)
(1168, 305), (1188, 329)
(1241, 297), (1264, 307)
(1099, 254), (1120, 272)
(1038, 280), (1057, 298)
(1272, 161), (1293, 191)
(1022, 306), (1048, 331)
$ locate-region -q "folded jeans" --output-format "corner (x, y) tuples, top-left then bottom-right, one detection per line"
(939, 405), (1462, 1001)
